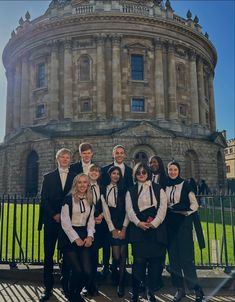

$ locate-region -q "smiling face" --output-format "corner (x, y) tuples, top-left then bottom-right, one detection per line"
(76, 175), (89, 195)
(149, 158), (159, 173)
(168, 164), (179, 180)
(57, 153), (71, 169)
(88, 167), (100, 182)
(136, 168), (148, 183)
(113, 147), (126, 164)
(80, 149), (93, 164)
(110, 169), (121, 184)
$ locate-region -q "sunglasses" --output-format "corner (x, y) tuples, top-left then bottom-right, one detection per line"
(136, 170), (147, 176)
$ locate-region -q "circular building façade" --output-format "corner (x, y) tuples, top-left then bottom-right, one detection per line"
(0, 0), (226, 195)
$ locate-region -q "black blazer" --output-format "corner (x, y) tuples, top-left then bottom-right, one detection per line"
(69, 161), (83, 175)
(101, 162), (133, 192)
(38, 169), (77, 230)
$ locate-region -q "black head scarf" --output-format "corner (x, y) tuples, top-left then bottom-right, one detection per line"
(166, 161), (184, 186)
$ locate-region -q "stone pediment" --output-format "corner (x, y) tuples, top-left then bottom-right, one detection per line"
(115, 121), (174, 138)
(6, 128), (49, 145)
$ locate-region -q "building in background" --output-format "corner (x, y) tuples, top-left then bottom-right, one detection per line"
(225, 139), (235, 193)
(0, 0), (226, 194)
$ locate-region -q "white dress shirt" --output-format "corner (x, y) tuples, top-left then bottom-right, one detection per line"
(61, 197), (95, 243)
(126, 180), (167, 228)
(59, 168), (69, 190)
(165, 181), (198, 215)
(90, 182), (100, 205)
(152, 174), (160, 184)
(82, 161), (91, 175)
(101, 184), (129, 232)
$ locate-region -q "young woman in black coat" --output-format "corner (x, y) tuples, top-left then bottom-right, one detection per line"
(126, 163), (167, 302)
(165, 161), (204, 302)
(101, 166), (129, 298)
(149, 155), (167, 190)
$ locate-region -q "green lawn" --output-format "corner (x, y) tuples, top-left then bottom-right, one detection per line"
(0, 200), (234, 267)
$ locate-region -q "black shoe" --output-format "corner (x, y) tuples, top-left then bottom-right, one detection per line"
(147, 291), (157, 302)
(117, 284), (125, 298)
(173, 288), (186, 302)
(88, 284), (99, 296)
(39, 290), (52, 302)
(195, 288), (204, 302)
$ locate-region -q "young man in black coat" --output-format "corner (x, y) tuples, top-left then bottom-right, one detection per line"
(38, 148), (77, 301)
(70, 142), (93, 175)
(100, 145), (134, 276)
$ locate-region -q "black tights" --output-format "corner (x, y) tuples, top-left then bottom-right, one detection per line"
(112, 245), (127, 285)
(64, 246), (92, 298)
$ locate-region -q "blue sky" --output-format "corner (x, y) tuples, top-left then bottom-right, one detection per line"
(0, 0), (234, 142)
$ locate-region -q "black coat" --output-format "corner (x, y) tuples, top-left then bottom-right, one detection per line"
(101, 163), (133, 192)
(38, 169), (76, 231)
(69, 161), (84, 175)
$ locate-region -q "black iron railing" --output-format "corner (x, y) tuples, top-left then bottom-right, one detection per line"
(0, 194), (234, 271)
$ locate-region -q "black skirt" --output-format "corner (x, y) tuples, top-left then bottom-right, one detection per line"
(58, 226), (87, 251)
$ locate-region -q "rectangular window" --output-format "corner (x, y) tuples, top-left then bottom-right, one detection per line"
(36, 104), (45, 118)
(81, 99), (92, 113)
(179, 104), (187, 117)
(131, 98), (145, 112)
(37, 63), (46, 88)
(226, 165), (230, 173)
(131, 54), (144, 80)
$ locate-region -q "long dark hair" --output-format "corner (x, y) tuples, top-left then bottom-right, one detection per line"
(149, 155), (167, 189)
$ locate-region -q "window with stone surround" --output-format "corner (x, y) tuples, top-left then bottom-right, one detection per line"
(179, 104), (187, 117)
(80, 98), (92, 113)
(131, 54), (144, 80)
(176, 63), (186, 89)
(36, 63), (46, 88)
(35, 104), (46, 118)
(134, 151), (148, 165)
(226, 165), (230, 173)
(131, 98), (145, 112)
(79, 55), (92, 81)
(25, 151), (39, 196)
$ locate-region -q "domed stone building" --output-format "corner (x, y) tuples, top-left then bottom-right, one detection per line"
(0, 0), (226, 195)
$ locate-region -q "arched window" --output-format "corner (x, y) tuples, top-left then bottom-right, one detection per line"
(185, 150), (199, 180)
(79, 55), (91, 81)
(134, 151), (148, 165)
(176, 63), (186, 88)
(25, 151), (39, 196)
(217, 151), (225, 188)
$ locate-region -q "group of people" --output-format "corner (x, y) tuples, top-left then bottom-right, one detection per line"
(38, 143), (205, 302)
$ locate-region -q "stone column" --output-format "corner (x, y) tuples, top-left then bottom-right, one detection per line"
(63, 39), (73, 119)
(112, 34), (122, 120)
(5, 67), (14, 135)
(197, 57), (206, 125)
(189, 50), (199, 124)
(20, 56), (29, 127)
(154, 38), (165, 119)
(96, 34), (106, 119)
(167, 42), (177, 120)
(49, 40), (59, 121)
(13, 62), (21, 129)
(208, 71), (216, 132)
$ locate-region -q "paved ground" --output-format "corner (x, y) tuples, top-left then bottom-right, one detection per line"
(0, 282), (235, 302)
(0, 265), (234, 302)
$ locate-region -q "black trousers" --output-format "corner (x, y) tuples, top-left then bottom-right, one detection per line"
(43, 221), (69, 291)
(167, 218), (199, 290)
(132, 256), (163, 293)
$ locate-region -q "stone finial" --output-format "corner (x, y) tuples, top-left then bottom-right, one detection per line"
(194, 15), (199, 24)
(186, 10), (192, 20)
(205, 32), (209, 39)
(19, 17), (24, 26)
(11, 30), (16, 38)
(165, 0), (173, 10)
(25, 11), (31, 21)
(49, 0), (59, 8)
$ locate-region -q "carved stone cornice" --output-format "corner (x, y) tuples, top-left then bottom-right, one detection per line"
(48, 39), (60, 51)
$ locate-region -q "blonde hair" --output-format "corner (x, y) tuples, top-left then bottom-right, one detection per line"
(56, 148), (72, 160)
(71, 174), (93, 205)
